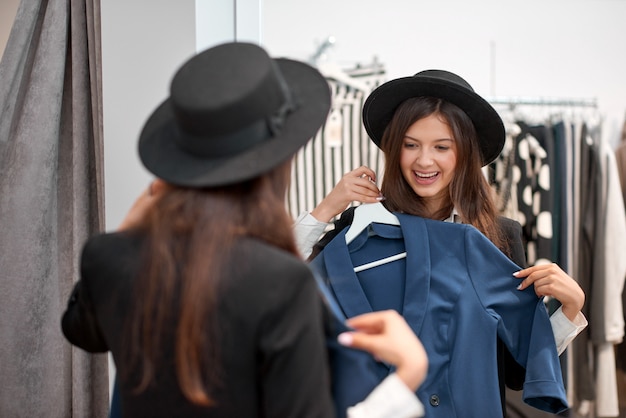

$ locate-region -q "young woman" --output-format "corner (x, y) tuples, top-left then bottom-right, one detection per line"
(61, 42), (428, 418)
(294, 70), (587, 416)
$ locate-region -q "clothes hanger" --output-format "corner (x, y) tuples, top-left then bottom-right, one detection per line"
(344, 202), (406, 272)
(345, 202), (400, 243)
(353, 252), (407, 273)
(317, 61), (371, 92)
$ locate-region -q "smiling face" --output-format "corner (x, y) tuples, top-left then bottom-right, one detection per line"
(399, 113), (457, 215)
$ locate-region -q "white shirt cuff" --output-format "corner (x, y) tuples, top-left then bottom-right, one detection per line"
(551, 306), (588, 355)
(293, 211), (329, 259)
(346, 373), (424, 418)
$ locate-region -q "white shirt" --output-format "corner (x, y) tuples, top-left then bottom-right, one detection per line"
(347, 374), (424, 418)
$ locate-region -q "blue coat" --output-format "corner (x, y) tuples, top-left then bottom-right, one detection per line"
(310, 213), (568, 418)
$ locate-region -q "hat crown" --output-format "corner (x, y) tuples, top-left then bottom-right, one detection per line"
(170, 43), (289, 139)
(413, 69), (475, 93)
(138, 41), (331, 188)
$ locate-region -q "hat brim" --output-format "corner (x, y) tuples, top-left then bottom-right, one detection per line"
(362, 76), (505, 166)
(138, 58), (331, 187)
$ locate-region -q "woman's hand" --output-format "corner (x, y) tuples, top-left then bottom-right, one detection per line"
(338, 310), (428, 391)
(514, 263), (585, 321)
(310, 166), (383, 222)
(117, 179), (166, 231)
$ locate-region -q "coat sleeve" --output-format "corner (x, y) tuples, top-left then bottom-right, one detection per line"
(61, 241), (109, 353)
(61, 231), (136, 354)
(464, 226), (568, 414)
(309, 207), (355, 261)
(498, 217), (529, 391)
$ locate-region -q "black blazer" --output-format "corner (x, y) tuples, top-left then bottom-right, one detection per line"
(62, 231), (335, 418)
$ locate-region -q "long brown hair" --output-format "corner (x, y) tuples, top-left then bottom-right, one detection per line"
(380, 96), (508, 254)
(124, 159), (297, 406)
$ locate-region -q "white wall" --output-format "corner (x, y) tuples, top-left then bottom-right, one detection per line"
(102, 0), (262, 230)
(102, 0), (626, 230)
(101, 1), (197, 229)
(260, 0), (626, 147)
(196, 0), (262, 49)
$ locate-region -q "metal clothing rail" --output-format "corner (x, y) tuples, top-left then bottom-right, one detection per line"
(486, 96), (598, 108)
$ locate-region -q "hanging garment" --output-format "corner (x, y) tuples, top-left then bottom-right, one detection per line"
(576, 125), (626, 417)
(287, 62), (387, 219)
(491, 121), (555, 266)
(616, 140), (626, 217)
(310, 213), (568, 418)
(614, 133), (626, 381)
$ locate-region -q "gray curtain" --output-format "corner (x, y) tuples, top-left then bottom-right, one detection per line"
(0, 0), (108, 417)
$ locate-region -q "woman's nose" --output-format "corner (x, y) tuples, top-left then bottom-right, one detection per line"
(414, 150), (433, 166)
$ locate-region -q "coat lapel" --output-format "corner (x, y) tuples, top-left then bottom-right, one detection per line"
(396, 214), (431, 336)
(323, 227), (373, 318)
(322, 214), (432, 336)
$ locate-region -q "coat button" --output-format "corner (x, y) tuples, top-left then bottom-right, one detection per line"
(429, 394), (440, 406)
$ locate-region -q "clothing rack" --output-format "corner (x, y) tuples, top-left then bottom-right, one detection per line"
(308, 35), (336, 65)
(487, 96), (597, 109)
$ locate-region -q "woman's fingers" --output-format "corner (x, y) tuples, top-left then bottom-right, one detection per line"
(513, 263), (585, 319)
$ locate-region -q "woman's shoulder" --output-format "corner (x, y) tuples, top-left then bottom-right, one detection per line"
(237, 237), (313, 279)
(80, 231), (146, 285)
(496, 215), (520, 227)
(496, 216), (522, 235)
(496, 216), (524, 246)
(82, 230), (143, 263)
(496, 216), (527, 267)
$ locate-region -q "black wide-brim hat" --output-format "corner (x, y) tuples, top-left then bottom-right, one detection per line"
(362, 69), (505, 166)
(139, 42), (331, 187)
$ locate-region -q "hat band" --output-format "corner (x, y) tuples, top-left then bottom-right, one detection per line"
(175, 98), (297, 159)
(174, 118), (270, 158)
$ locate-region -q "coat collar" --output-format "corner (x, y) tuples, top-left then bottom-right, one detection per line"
(321, 213), (431, 335)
